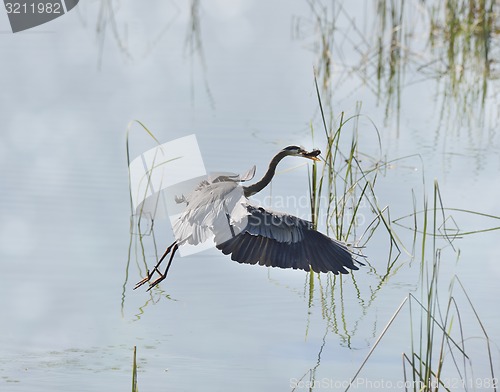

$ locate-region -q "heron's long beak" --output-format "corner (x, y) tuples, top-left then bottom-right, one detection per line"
(302, 149), (321, 161)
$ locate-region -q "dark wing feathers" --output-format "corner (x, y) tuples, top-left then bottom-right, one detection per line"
(216, 205), (361, 274)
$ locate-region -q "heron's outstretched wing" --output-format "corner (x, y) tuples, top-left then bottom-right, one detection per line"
(216, 205), (362, 274)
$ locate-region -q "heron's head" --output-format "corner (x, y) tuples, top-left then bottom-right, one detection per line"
(282, 145), (321, 161)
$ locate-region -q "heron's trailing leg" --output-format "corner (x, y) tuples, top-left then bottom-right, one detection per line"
(133, 241), (178, 290)
(146, 243), (179, 290)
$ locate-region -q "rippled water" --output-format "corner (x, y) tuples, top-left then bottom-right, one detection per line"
(1, 1), (499, 391)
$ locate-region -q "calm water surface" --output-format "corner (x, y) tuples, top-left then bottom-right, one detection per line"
(1, 1), (499, 391)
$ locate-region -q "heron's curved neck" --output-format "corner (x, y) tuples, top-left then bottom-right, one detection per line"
(243, 150), (289, 197)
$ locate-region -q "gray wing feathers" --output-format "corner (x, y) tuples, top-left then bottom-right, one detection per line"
(173, 181), (248, 245)
(241, 206), (310, 243)
(216, 205), (361, 274)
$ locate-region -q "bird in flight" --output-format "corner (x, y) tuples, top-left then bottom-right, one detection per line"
(135, 146), (363, 290)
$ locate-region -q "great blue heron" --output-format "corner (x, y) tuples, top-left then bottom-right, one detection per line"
(135, 145), (363, 290)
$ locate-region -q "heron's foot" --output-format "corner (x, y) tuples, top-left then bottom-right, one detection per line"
(146, 273), (167, 291)
(134, 241), (178, 291)
(133, 267), (160, 290)
(133, 276), (150, 290)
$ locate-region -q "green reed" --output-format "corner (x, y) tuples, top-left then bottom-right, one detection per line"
(132, 346), (138, 392)
(400, 181), (496, 391)
(338, 180), (497, 392)
(123, 120), (176, 315)
(305, 74), (498, 389)
(295, 0), (499, 129)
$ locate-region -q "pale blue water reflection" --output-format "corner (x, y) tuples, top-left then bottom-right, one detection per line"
(1, 1), (499, 391)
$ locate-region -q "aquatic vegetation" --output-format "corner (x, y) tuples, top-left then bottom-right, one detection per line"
(302, 79), (499, 390)
(294, 0), (499, 129)
(132, 346), (138, 392)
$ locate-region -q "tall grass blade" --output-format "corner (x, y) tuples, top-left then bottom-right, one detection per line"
(132, 346), (138, 392)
